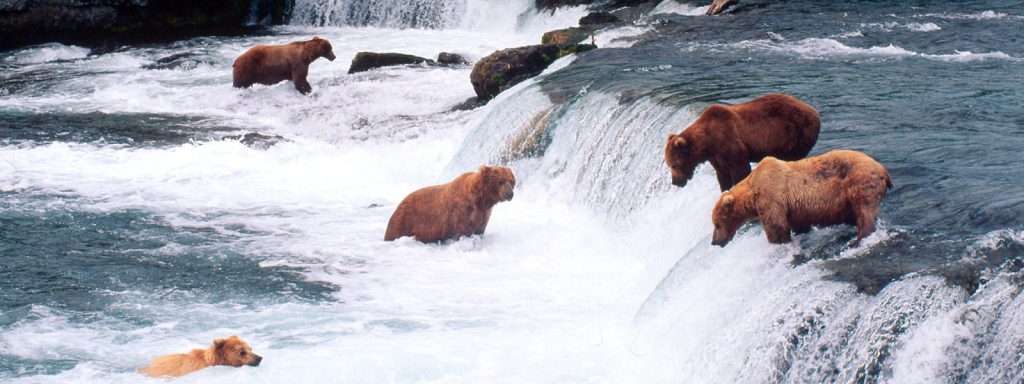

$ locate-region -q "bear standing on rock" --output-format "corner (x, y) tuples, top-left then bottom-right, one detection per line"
(665, 93), (820, 191)
(385, 166), (516, 243)
(711, 150), (892, 247)
(232, 37), (336, 94)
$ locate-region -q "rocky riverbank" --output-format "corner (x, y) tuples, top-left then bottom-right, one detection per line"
(0, 0), (291, 50)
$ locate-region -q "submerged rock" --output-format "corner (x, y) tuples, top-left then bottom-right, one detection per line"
(224, 132), (289, 150)
(348, 52), (434, 74)
(437, 52), (470, 65)
(142, 53), (214, 71)
(470, 44), (596, 100)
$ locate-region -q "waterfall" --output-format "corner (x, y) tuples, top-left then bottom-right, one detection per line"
(444, 64), (1024, 382)
(288, 0), (585, 34)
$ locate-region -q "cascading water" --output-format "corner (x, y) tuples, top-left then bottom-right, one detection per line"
(1, 0), (1023, 383)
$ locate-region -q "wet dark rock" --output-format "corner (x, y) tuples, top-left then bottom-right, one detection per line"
(541, 27), (591, 48)
(578, 11), (619, 26)
(348, 52), (434, 74)
(142, 52), (214, 71)
(224, 132), (289, 150)
(436, 52), (470, 65)
(0, 0), (289, 50)
(470, 43), (595, 101)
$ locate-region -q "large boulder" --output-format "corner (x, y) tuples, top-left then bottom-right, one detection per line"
(470, 43), (595, 101)
(348, 52), (434, 74)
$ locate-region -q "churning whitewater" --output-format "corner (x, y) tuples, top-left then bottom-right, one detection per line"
(2, 0), (1023, 383)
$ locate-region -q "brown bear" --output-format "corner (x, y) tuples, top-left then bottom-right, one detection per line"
(139, 336), (262, 377)
(665, 93), (820, 191)
(384, 166), (516, 243)
(232, 37), (336, 94)
(711, 150), (892, 247)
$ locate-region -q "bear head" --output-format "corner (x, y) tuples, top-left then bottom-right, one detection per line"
(477, 166), (516, 204)
(307, 36), (336, 62)
(711, 193), (744, 246)
(665, 132), (700, 188)
(208, 336), (262, 367)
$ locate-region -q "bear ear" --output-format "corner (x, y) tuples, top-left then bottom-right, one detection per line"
(721, 194), (735, 210)
(312, 36), (321, 40)
(214, 338), (226, 350)
(673, 136), (687, 148)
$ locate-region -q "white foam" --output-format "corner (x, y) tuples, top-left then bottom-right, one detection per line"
(650, 0), (709, 16)
(684, 37), (1021, 63)
(2, 43), (90, 65)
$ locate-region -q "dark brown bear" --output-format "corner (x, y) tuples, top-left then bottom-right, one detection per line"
(711, 150), (892, 247)
(664, 93), (820, 191)
(232, 37), (336, 94)
(384, 166), (516, 243)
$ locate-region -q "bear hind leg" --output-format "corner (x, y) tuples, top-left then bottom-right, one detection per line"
(852, 200), (881, 246)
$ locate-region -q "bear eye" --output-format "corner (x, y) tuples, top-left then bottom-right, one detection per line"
(240, 351), (247, 356)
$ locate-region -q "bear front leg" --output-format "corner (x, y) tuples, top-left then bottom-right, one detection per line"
(757, 201), (792, 244)
(292, 66), (312, 94)
(711, 162), (733, 192)
(728, 163), (752, 187)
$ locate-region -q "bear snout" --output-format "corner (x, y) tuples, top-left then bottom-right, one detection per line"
(671, 178), (688, 188)
(504, 190), (514, 201)
(326, 52), (336, 61)
(249, 354), (263, 366)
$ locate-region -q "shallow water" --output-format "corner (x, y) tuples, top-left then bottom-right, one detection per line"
(1, 0), (1023, 383)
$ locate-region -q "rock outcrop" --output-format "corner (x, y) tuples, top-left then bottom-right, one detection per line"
(470, 43), (595, 101)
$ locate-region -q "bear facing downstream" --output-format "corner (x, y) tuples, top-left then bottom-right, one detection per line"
(665, 93), (820, 191)
(385, 166), (516, 243)
(232, 37), (336, 94)
(711, 150), (892, 247)
(139, 336), (262, 377)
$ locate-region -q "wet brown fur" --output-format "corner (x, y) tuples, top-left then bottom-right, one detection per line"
(711, 150), (892, 246)
(384, 166), (516, 243)
(139, 336), (262, 378)
(232, 37), (336, 94)
(665, 93), (821, 191)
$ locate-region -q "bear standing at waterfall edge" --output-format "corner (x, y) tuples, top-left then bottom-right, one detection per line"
(232, 37), (336, 94)
(385, 166), (516, 243)
(710, 150), (892, 247)
(665, 93), (820, 191)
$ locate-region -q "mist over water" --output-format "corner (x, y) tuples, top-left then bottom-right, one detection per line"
(2, 0), (1023, 383)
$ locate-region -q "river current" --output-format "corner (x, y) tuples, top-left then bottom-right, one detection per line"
(1, 1), (1022, 383)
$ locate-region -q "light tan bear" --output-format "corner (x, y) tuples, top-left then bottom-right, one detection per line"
(711, 150), (891, 246)
(385, 166), (515, 243)
(139, 336), (262, 377)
